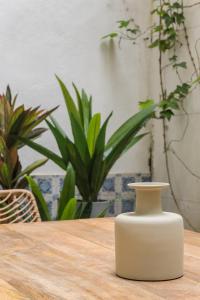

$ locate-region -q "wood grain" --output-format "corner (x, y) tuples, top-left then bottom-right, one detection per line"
(0, 218), (199, 299)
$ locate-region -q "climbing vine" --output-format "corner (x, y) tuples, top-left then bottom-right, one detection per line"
(103, 0), (200, 230)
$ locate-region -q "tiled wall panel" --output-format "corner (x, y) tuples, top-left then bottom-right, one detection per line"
(33, 173), (151, 218)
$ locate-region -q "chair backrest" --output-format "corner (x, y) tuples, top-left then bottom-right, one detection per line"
(0, 189), (41, 224)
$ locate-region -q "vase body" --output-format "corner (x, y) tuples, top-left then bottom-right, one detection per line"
(115, 182), (184, 281)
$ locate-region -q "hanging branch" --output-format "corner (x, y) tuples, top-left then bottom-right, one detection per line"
(183, 2), (200, 8)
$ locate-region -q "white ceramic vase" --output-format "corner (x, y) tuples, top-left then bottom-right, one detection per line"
(115, 182), (184, 281)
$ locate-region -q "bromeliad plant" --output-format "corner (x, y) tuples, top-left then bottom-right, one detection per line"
(0, 86), (56, 189)
(22, 76), (155, 205)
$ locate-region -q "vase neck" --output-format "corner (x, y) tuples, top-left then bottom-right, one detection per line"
(135, 189), (162, 215)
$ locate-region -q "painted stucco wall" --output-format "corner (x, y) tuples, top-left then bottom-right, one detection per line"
(0, 0), (152, 174)
(151, 3), (200, 230)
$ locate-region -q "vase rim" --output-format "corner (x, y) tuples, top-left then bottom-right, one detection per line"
(128, 182), (169, 190)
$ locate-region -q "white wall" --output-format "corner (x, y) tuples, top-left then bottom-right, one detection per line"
(151, 2), (200, 230)
(0, 0), (152, 175)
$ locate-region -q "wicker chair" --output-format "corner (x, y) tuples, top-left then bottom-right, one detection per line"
(0, 189), (41, 224)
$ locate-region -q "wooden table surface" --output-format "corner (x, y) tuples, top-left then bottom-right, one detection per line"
(0, 218), (199, 300)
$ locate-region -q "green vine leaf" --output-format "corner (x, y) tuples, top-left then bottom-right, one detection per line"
(160, 109), (174, 121)
(172, 2), (182, 9)
(102, 32), (118, 40)
(149, 39), (159, 49)
(169, 55), (178, 62)
(117, 19), (131, 28)
(103, 0), (199, 123)
(173, 62), (187, 69)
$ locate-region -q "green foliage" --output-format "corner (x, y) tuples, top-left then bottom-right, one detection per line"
(26, 175), (51, 221)
(26, 167), (77, 221)
(173, 62), (187, 69)
(87, 113), (101, 156)
(102, 18), (140, 43)
(23, 77), (155, 203)
(60, 198), (77, 220)
(102, 32), (118, 39)
(149, 1), (184, 52)
(117, 20), (131, 28)
(0, 86), (56, 189)
(103, 0), (200, 122)
(148, 1), (195, 120)
(58, 164), (75, 218)
(160, 83), (191, 120)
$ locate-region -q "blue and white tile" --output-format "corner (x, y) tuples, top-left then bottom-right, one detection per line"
(52, 175), (62, 195)
(122, 199), (135, 213)
(114, 173), (122, 194)
(101, 176), (115, 192)
(141, 175), (151, 182)
(122, 176), (135, 192)
(32, 172), (151, 218)
(36, 176), (52, 194)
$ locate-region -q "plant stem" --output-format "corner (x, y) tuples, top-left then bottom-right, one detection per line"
(157, 1), (197, 231)
(183, 1), (200, 8)
(183, 23), (199, 77)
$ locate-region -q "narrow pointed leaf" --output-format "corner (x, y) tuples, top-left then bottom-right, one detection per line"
(87, 113), (101, 157)
(60, 198), (77, 220)
(26, 128), (47, 140)
(56, 75), (81, 126)
(12, 94), (18, 107)
(90, 112), (112, 200)
(21, 137), (66, 170)
(75, 202), (88, 219)
(106, 105), (155, 151)
(72, 83), (84, 127)
(0, 163), (11, 188)
(58, 165), (75, 218)
(6, 85), (12, 103)
(17, 128), (48, 148)
(122, 133), (149, 154)
(50, 116), (67, 138)
(13, 158), (48, 182)
(81, 89), (92, 134)
(26, 175), (51, 221)
(70, 113), (90, 166)
(46, 119), (69, 165)
(105, 132), (152, 176)
(96, 205), (109, 218)
(8, 106), (24, 132)
(22, 106), (58, 137)
(104, 105), (155, 176)
(62, 136), (90, 200)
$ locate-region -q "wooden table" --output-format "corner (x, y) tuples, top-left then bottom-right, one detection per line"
(0, 218), (199, 300)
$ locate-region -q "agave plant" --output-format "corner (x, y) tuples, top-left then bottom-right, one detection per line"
(0, 86), (56, 189)
(22, 77), (155, 206)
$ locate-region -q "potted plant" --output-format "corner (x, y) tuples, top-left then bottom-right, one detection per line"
(0, 86), (56, 189)
(22, 77), (155, 218)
